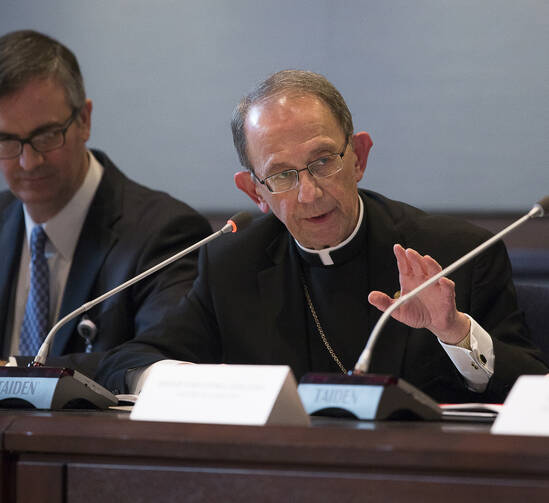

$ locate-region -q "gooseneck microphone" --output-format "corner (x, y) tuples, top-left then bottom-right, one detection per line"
(354, 196), (549, 374)
(32, 211), (253, 366)
(0, 212), (252, 410)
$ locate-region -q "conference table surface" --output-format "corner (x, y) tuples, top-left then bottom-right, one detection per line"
(0, 408), (548, 503)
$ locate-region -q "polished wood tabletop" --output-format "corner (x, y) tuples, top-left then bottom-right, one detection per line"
(0, 408), (547, 502)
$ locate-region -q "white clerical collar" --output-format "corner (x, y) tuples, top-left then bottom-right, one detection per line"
(23, 151), (104, 259)
(295, 195), (364, 266)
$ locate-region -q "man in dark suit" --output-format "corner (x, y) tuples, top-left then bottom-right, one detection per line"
(0, 30), (211, 378)
(96, 70), (547, 402)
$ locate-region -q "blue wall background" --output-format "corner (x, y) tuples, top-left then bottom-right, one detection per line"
(1, 0), (547, 214)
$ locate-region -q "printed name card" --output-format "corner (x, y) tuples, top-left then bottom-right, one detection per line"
(130, 364), (310, 426)
(492, 375), (549, 436)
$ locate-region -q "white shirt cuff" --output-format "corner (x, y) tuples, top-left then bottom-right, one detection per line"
(439, 315), (494, 393)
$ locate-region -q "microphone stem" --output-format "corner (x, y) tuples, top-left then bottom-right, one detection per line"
(33, 223), (233, 365)
(354, 206), (540, 374)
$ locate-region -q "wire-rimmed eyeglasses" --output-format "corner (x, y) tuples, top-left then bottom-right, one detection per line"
(252, 137), (349, 194)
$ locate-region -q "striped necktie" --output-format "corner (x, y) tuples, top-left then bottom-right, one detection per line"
(19, 225), (50, 355)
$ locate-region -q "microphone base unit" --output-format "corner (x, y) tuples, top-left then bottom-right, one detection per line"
(0, 367), (118, 410)
(298, 373), (441, 420)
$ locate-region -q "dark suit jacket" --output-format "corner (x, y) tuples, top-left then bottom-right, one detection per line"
(96, 190), (548, 401)
(0, 149), (211, 378)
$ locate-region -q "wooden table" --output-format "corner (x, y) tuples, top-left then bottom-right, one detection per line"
(0, 410), (548, 502)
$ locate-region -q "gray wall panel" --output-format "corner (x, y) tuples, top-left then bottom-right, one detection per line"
(0, 0), (547, 214)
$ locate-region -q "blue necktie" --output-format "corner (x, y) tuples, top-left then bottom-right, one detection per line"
(19, 225), (50, 355)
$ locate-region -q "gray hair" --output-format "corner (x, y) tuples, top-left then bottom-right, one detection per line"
(231, 70), (354, 172)
(0, 30), (86, 109)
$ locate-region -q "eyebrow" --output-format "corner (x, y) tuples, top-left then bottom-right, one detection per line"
(263, 142), (340, 177)
(0, 118), (68, 140)
(309, 142), (340, 157)
(264, 161), (297, 177)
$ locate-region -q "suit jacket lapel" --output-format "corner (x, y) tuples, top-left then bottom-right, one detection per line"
(257, 224), (310, 379)
(52, 161), (122, 355)
(0, 198), (24, 355)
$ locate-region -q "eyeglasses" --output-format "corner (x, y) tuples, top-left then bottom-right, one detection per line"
(0, 109), (79, 160)
(253, 137), (349, 194)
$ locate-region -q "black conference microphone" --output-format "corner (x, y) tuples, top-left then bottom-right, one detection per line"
(298, 196), (549, 421)
(0, 211), (253, 410)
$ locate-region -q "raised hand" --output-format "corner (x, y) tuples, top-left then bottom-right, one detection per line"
(368, 244), (470, 344)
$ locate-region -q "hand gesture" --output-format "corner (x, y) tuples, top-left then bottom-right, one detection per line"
(368, 244), (470, 344)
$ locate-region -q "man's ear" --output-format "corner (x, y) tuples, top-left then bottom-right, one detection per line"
(234, 171), (270, 213)
(351, 132), (373, 182)
(77, 99), (92, 142)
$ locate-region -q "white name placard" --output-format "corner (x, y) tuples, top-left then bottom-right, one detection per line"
(130, 364), (310, 426)
(492, 375), (549, 436)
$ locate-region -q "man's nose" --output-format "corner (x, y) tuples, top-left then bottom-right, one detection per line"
(297, 170), (322, 203)
(18, 143), (44, 171)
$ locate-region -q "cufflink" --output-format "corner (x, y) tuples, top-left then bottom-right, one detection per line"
(393, 290), (401, 299)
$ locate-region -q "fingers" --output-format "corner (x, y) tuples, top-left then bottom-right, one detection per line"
(393, 244), (410, 275)
(438, 277), (456, 301)
(368, 291), (393, 312)
(405, 248), (428, 277)
(395, 245), (443, 281)
(423, 254), (443, 276)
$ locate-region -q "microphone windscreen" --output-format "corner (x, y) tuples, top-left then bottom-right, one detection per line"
(227, 211), (253, 232)
(535, 195), (549, 216)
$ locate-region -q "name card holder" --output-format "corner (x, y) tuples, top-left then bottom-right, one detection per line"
(130, 364), (311, 426)
(0, 367), (117, 409)
(298, 373), (441, 420)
